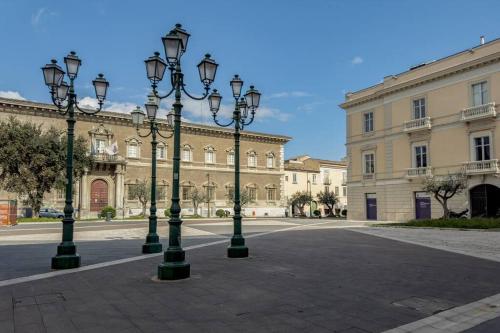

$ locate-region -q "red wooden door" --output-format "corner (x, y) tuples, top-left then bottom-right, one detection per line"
(90, 180), (108, 212)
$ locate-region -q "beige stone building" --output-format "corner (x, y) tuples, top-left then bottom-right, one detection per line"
(341, 37), (500, 221)
(0, 98), (291, 218)
(284, 156), (347, 216)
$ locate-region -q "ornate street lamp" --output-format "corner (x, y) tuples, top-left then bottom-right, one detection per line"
(41, 51), (109, 269)
(208, 75), (261, 258)
(130, 95), (174, 254)
(145, 23), (218, 280)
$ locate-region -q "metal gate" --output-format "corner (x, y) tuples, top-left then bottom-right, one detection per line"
(90, 179), (108, 212)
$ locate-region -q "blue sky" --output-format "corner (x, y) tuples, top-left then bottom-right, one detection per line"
(0, 0), (499, 160)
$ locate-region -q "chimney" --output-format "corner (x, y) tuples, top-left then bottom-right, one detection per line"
(480, 35), (485, 45)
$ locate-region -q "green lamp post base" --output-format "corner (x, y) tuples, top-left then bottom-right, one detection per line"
(51, 254), (81, 269)
(228, 245), (249, 258)
(143, 242), (163, 254)
(158, 262), (190, 280)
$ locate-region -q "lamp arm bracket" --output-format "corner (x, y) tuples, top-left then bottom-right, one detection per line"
(75, 100), (103, 115)
(241, 113), (256, 127)
(156, 128), (174, 139)
(181, 85), (209, 101)
(154, 86), (175, 100)
(136, 128), (153, 138)
(50, 95), (70, 114)
(213, 116), (234, 128)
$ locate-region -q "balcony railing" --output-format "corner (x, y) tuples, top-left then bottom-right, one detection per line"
(463, 159), (499, 175)
(403, 117), (432, 133)
(363, 173), (374, 180)
(461, 102), (496, 122)
(406, 167), (432, 178)
(323, 178), (331, 185)
(91, 153), (118, 162)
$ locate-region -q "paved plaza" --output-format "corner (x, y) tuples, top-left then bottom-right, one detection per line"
(2, 219), (500, 332)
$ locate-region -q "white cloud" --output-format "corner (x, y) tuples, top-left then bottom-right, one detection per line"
(31, 8), (46, 26)
(351, 56), (364, 65)
(0, 91), (26, 100)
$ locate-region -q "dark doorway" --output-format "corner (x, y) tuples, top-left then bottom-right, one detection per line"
(90, 179), (109, 212)
(470, 184), (500, 218)
(415, 192), (431, 219)
(366, 194), (377, 220)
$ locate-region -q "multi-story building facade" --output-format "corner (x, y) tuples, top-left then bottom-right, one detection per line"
(341, 38), (500, 221)
(284, 155), (347, 216)
(0, 98), (291, 218)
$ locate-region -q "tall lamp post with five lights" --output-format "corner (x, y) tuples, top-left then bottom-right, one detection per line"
(208, 75), (261, 258)
(131, 95), (174, 254)
(144, 23), (218, 280)
(41, 51), (109, 269)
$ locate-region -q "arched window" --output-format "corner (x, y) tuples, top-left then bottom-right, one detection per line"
(204, 145), (216, 164)
(247, 151), (257, 168)
(182, 144), (192, 162)
(266, 152), (275, 169)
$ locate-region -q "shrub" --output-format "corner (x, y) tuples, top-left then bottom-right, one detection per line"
(313, 210), (321, 217)
(216, 209), (225, 218)
(164, 209), (171, 218)
(335, 208), (341, 216)
(99, 206), (116, 219)
(341, 209), (347, 217)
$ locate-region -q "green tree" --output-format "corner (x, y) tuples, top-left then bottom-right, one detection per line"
(225, 188), (254, 207)
(0, 117), (92, 216)
(290, 191), (313, 216)
(128, 179), (165, 216)
(317, 190), (338, 216)
(423, 173), (467, 219)
(190, 187), (206, 216)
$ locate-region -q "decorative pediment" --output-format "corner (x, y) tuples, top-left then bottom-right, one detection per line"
(89, 123), (113, 137)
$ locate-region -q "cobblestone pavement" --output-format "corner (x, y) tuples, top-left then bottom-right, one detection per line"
(2, 223), (500, 332)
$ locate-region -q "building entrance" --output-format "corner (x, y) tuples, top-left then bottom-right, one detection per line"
(470, 184), (500, 217)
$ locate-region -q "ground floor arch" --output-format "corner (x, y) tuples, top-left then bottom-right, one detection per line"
(90, 179), (109, 212)
(470, 184), (500, 218)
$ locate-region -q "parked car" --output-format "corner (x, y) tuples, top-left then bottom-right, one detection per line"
(39, 208), (64, 219)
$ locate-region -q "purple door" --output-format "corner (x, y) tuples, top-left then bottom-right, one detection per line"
(366, 194), (377, 220)
(415, 192), (431, 219)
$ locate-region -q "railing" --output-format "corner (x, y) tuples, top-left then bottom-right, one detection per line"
(363, 173), (374, 180)
(461, 102), (496, 121)
(406, 167), (432, 178)
(463, 159), (499, 175)
(91, 153), (118, 162)
(323, 178), (331, 185)
(403, 117), (432, 133)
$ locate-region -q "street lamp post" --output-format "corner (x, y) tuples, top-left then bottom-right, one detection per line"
(130, 94), (174, 254)
(41, 51), (109, 269)
(208, 75), (261, 258)
(144, 23), (218, 280)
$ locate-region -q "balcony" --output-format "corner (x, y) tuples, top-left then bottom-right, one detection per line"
(323, 178), (331, 185)
(363, 173), (374, 180)
(403, 117), (432, 133)
(406, 167), (432, 179)
(463, 159), (499, 175)
(91, 153), (125, 164)
(461, 102), (496, 122)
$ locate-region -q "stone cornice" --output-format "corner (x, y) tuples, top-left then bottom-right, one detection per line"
(340, 51), (500, 109)
(0, 97), (292, 144)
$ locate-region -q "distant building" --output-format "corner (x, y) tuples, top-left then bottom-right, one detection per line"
(0, 98), (291, 218)
(340, 37), (500, 221)
(284, 155), (347, 216)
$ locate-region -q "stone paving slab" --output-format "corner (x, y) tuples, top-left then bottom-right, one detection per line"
(3, 228), (500, 332)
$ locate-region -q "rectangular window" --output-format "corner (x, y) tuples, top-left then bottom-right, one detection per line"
(267, 188), (276, 201)
(292, 173), (297, 184)
(248, 155), (257, 167)
(413, 98), (426, 119)
(285, 175), (289, 182)
(248, 188), (257, 201)
(182, 186), (191, 201)
(205, 151), (214, 164)
(342, 186), (347, 197)
(182, 149), (191, 162)
(364, 112), (374, 133)
(127, 144), (138, 158)
(267, 156), (274, 168)
(157, 146), (166, 160)
(414, 145), (428, 168)
(472, 82), (488, 106)
(127, 185), (137, 200)
(206, 186), (214, 201)
(364, 153), (375, 174)
(324, 186), (329, 193)
(227, 153), (235, 165)
(95, 139), (106, 154)
(474, 136), (491, 161)
(227, 187), (234, 201)
(335, 186), (339, 196)
(312, 174), (317, 184)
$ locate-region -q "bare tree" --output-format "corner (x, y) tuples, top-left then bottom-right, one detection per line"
(422, 173), (467, 219)
(190, 187), (206, 216)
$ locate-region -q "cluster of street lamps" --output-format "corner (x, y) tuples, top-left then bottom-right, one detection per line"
(42, 23), (261, 280)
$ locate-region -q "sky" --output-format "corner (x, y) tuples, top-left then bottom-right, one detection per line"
(0, 0), (499, 161)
